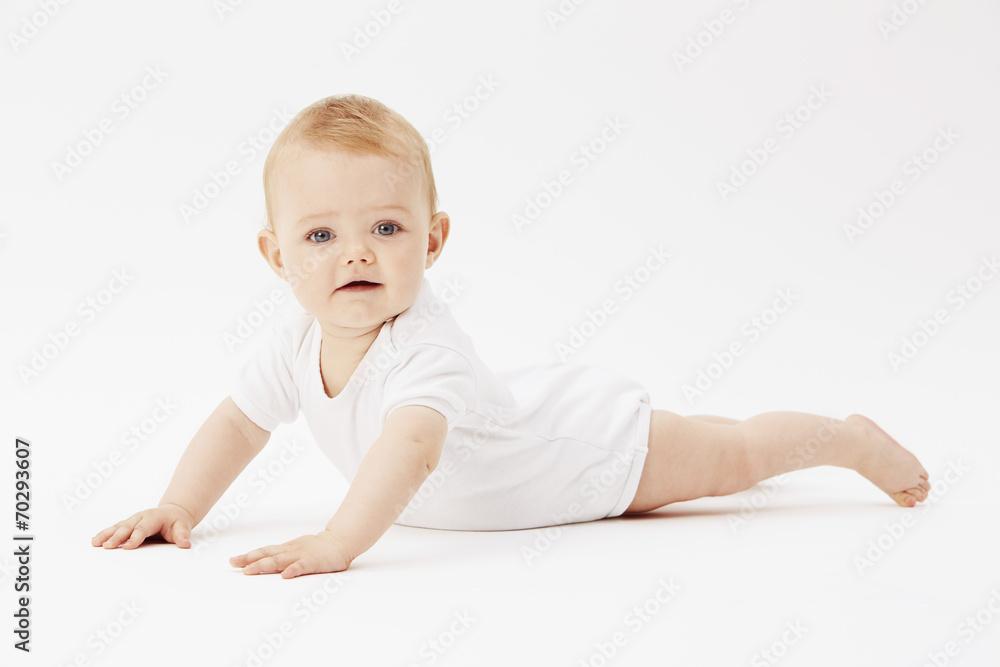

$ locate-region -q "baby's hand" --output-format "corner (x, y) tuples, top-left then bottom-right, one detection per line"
(229, 531), (353, 579)
(91, 504), (195, 550)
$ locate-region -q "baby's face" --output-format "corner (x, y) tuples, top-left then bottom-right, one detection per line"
(260, 144), (448, 337)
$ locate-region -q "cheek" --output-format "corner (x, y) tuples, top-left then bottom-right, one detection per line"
(288, 245), (334, 280)
(285, 248), (337, 292)
(400, 238), (431, 265)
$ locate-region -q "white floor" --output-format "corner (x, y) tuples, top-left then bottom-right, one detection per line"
(4, 1), (999, 665)
(14, 384), (999, 667)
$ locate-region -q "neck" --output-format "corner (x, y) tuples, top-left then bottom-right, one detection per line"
(317, 321), (386, 398)
(319, 320), (384, 359)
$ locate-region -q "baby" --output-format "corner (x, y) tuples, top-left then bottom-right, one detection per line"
(93, 94), (931, 578)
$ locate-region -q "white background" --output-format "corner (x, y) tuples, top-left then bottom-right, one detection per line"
(2, 1), (999, 665)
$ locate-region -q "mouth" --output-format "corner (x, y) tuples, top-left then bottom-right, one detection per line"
(337, 280), (381, 292)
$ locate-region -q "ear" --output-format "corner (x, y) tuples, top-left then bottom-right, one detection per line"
(425, 211), (450, 269)
(257, 228), (287, 281)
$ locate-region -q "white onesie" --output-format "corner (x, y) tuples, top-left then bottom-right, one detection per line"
(230, 278), (651, 531)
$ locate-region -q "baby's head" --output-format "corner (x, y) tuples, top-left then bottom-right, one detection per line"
(258, 94), (449, 336)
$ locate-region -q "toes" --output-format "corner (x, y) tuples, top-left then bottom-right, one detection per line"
(891, 491), (917, 508)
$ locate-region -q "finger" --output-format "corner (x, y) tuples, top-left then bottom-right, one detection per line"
(122, 511), (171, 549)
(92, 523), (124, 546)
(103, 522), (140, 549)
(101, 511), (150, 548)
(230, 544), (276, 568)
(281, 560), (309, 579)
(120, 524), (150, 550)
(170, 522), (192, 549)
(237, 545), (278, 565)
(242, 552), (292, 576)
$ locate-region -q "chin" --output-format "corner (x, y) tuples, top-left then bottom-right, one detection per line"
(321, 310), (394, 331)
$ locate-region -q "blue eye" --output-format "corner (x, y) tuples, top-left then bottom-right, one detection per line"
(307, 229), (332, 243)
(375, 222), (399, 236)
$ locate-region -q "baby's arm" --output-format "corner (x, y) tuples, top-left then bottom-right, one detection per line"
(92, 396), (270, 549)
(229, 404), (446, 578)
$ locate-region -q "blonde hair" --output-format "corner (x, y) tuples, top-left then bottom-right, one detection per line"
(262, 94), (437, 230)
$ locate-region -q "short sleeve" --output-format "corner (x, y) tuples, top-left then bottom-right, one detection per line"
(379, 344), (477, 429)
(230, 317), (306, 432)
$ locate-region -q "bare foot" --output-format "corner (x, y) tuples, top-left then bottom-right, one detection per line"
(847, 414), (931, 508)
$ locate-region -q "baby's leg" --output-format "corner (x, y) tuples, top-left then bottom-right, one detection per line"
(624, 411), (930, 514)
(689, 415), (740, 425)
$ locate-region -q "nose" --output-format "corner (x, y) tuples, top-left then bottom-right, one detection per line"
(340, 235), (374, 265)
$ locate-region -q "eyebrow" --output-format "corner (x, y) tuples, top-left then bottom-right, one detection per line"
(295, 205), (412, 226)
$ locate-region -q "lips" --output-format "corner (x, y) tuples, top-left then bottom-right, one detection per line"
(337, 280), (381, 291)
